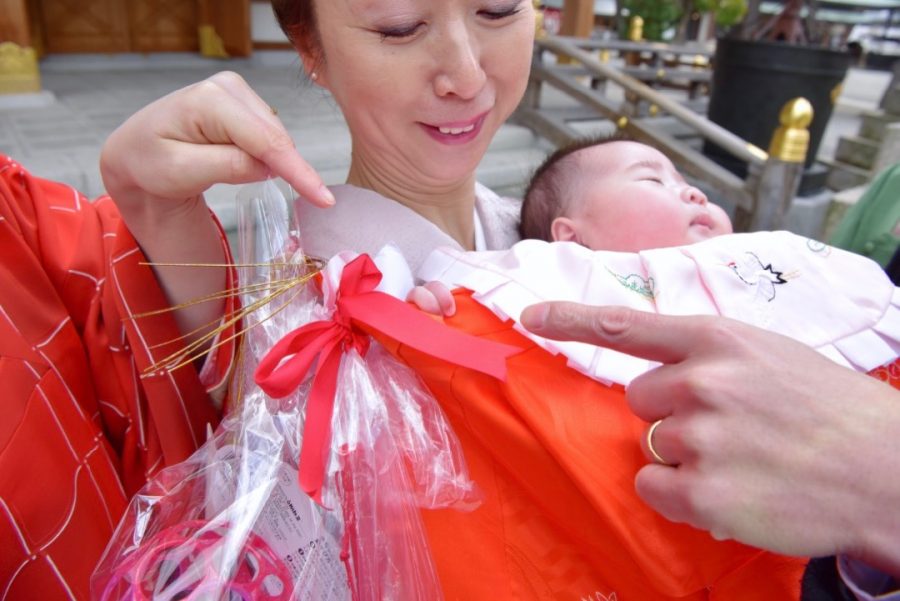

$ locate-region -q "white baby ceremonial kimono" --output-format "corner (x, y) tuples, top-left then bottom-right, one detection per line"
(419, 231), (900, 386)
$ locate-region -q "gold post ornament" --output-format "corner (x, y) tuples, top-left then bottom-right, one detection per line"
(617, 116), (629, 128)
(768, 97), (813, 163)
(0, 42), (41, 95)
(199, 24), (229, 58)
(629, 16), (644, 41)
(533, 0), (546, 39)
(830, 82), (843, 105)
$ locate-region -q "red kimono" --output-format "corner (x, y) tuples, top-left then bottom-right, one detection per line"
(0, 155), (236, 599)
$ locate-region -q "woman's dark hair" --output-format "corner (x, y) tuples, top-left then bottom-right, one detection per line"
(271, 0), (319, 57)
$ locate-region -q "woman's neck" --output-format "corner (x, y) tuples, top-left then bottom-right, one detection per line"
(347, 160), (477, 251)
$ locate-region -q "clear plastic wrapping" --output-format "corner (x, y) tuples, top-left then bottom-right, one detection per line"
(92, 180), (482, 600)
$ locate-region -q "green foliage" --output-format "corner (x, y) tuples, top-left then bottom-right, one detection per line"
(695, 0), (748, 27)
(622, 0), (683, 40)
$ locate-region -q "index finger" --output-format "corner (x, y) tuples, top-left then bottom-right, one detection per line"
(186, 78), (335, 208)
(520, 302), (716, 364)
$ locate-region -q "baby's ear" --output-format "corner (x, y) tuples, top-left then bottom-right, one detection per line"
(551, 217), (579, 243)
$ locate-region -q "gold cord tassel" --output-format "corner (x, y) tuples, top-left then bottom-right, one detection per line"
(130, 257), (325, 376)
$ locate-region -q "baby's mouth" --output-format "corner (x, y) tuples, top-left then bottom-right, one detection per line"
(691, 213), (713, 229)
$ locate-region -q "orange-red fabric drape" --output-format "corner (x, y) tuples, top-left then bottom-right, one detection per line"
(0, 155), (236, 599)
(374, 291), (808, 600)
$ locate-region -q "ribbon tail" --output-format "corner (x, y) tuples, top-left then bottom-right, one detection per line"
(343, 293), (520, 380)
(298, 338), (344, 506)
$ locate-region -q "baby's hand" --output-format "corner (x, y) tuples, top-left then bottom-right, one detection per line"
(406, 282), (456, 317)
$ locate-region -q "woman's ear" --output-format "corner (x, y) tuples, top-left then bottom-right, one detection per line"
(551, 217), (580, 243)
(300, 52), (327, 88)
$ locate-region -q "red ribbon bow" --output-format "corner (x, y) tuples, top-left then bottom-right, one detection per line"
(255, 254), (519, 504)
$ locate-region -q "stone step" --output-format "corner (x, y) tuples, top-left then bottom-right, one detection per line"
(821, 157), (872, 191)
(834, 135), (880, 170)
(881, 84), (900, 115)
(821, 183), (868, 240)
(859, 109), (900, 141)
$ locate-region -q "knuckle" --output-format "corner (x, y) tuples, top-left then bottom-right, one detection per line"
(262, 127), (296, 155)
(192, 78), (223, 100)
(699, 316), (742, 348)
(208, 70), (246, 87)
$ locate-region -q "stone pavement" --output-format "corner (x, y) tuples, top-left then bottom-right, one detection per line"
(0, 51), (891, 234)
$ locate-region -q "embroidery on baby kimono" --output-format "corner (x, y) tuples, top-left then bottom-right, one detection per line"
(605, 266), (656, 300)
(806, 239), (832, 257)
(724, 251), (792, 302)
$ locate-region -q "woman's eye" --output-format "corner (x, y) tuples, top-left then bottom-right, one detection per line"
(642, 177), (664, 184)
(479, 3), (523, 20)
(378, 23), (423, 40)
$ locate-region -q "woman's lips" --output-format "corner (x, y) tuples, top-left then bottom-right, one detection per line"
(421, 112), (488, 145)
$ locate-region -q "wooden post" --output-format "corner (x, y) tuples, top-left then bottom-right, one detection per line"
(0, 0), (30, 46)
(742, 98), (811, 231)
(559, 0), (594, 65)
(560, 0), (596, 37)
(0, 0), (40, 94)
(197, 0), (251, 58)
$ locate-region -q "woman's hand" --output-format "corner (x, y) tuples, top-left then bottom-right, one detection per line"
(100, 72), (334, 348)
(521, 302), (900, 577)
(101, 71), (333, 210)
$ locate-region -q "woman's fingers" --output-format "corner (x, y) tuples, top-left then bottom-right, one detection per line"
(179, 78), (334, 207)
(205, 71), (284, 130)
(634, 464), (704, 528)
(103, 72), (333, 208)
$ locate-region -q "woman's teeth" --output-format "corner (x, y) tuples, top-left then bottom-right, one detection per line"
(438, 124), (475, 135)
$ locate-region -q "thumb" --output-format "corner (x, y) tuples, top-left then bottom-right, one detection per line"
(521, 302), (715, 364)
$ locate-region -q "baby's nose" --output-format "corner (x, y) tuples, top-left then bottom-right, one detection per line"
(681, 185), (708, 205)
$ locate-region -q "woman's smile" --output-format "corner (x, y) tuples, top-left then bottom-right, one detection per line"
(420, 111), (488, 145)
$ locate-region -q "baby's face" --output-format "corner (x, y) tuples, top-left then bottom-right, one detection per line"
(554, 141), (732, 252)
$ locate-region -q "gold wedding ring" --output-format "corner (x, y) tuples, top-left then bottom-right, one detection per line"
(646, 419), (674, 466)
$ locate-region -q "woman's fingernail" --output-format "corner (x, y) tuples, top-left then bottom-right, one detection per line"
(319, 184), (335, 206)
(520, 303), (549, 331)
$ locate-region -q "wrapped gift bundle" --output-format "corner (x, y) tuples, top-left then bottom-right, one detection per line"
(92, 181), (516, 601)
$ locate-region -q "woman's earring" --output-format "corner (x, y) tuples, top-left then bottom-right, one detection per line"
(310, 71), (318, 81)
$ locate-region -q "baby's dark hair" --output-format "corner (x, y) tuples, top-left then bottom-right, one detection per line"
(519, 133), (634, 241)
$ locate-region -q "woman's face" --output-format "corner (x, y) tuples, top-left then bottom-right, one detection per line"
(311, 0), (535, 190)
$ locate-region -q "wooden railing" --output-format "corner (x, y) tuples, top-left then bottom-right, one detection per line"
(514, 35), (809, 232)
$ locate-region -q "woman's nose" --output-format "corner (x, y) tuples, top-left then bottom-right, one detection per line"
(433, 24), (486, 99)
(681, 185), (708, 205)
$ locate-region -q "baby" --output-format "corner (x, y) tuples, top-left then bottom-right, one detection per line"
(410, 136), (734, 314)
(519, 136), (733, 250)
(411, 136), (898, 385)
